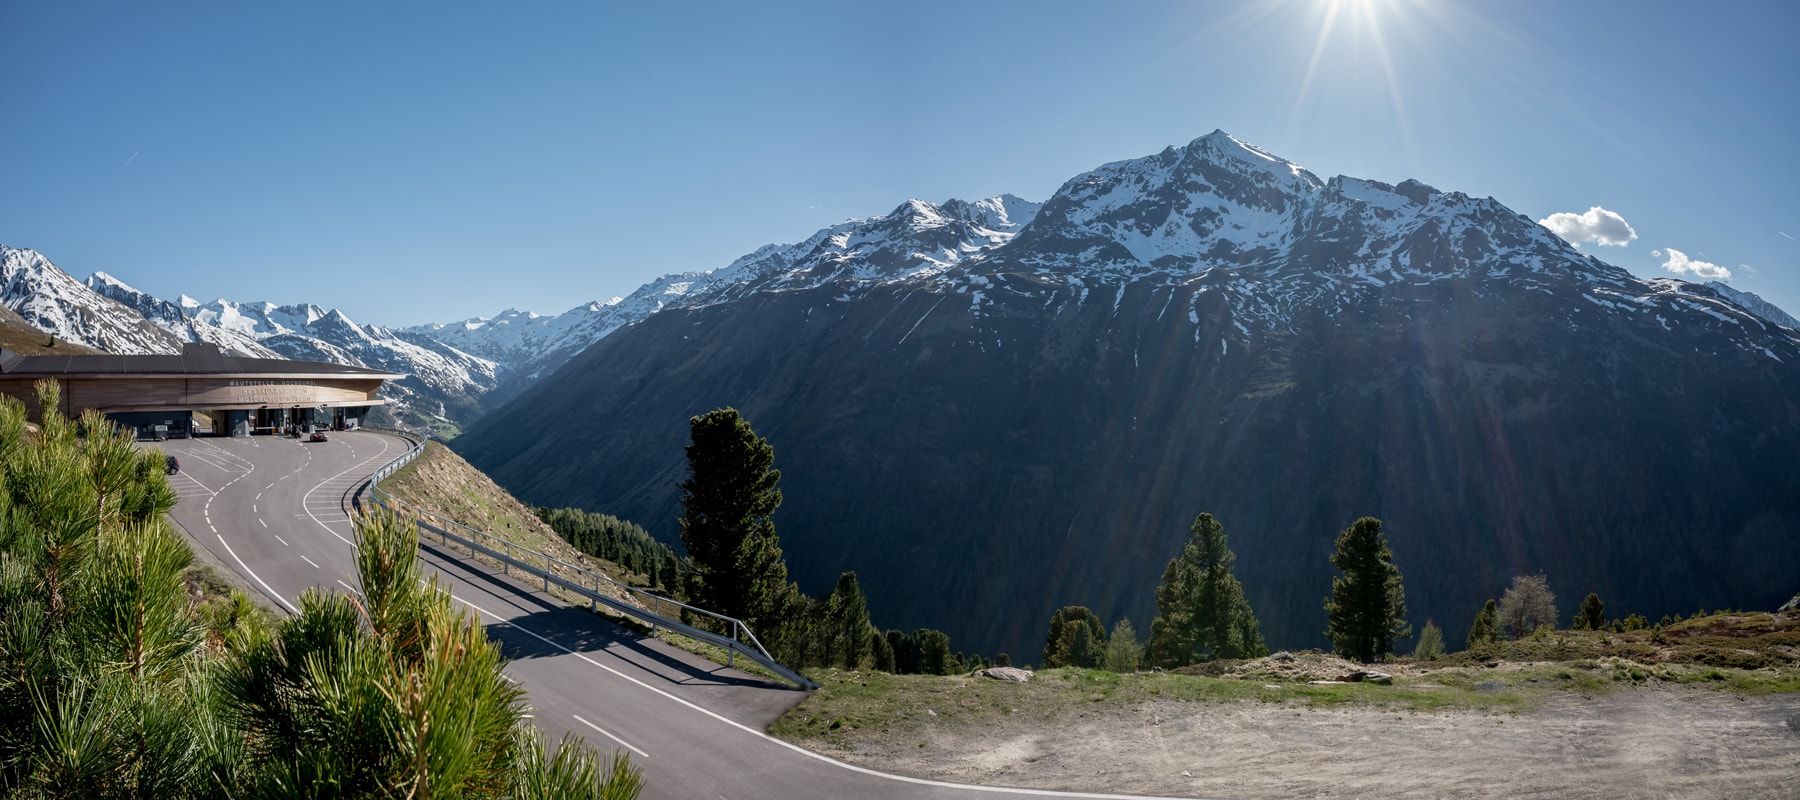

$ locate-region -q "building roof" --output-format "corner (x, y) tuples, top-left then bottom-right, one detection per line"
(0, 342), (402, 379)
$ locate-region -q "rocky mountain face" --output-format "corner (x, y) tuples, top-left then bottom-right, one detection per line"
(1706, 281), (1799, 330)
(452, 131), (1800, 657)
(400, 193), (1044, 405)
(1, 246), (185, 354)
(0, 244), (498, 425)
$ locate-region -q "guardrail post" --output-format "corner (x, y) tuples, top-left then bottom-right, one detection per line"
(502, 543), (510, 575)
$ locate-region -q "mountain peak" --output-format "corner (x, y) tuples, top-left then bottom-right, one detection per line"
(1184, 129), (1320, 188)
(87, 271), (136, 292)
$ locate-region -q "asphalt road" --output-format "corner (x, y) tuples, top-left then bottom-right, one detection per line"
(154, 431), (1200, 800)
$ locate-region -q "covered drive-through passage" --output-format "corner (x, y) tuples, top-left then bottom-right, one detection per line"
(0, 342), (401, 439)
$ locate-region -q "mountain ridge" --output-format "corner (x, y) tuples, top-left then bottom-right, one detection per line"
(449, 131), (1800, 658)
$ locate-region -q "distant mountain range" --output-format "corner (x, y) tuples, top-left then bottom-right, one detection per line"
(448, 131), (1800, 657)
(0, 245), (499, 425)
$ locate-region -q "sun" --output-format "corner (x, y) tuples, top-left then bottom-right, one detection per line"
(1290, 0), (1417, 152)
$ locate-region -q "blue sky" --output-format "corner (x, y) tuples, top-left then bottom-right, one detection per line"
(2, 1), (1796, 325)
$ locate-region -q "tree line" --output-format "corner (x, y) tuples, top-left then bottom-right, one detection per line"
(535, 505), (686, 594)
(0, 381), (643, 798)
(1043, 511), (1654, 672)
(653, 407), (1659, 679)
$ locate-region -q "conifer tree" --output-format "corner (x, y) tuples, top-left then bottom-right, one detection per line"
(1575, 592), (1606, 631)
(821, 571), (873, 670)
(1058, 621), (1098, 669)
(0, 394), (646, 798)
(1103, 618), (1141, 673)
(1467, 598), (1500, 647)
(916, 629), (954, 675)
(1041, 606), (1106, 668)
(1146, 513), (1267, 667)
(870, 627), (896, 672)
(1412, 620), (1445, 661)
(1323, 516), (1409, 663)
(677, 408), (789, 632)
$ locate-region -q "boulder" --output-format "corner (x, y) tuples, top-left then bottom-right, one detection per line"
(1338, 669), (1394, 685)
(975, 667), (1034, 683)
(1269, 651), (1296, 662)
(1780, 593), (1799, 614)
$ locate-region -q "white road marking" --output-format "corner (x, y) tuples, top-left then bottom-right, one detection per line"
(573, 714), (651, 759)
(258, 518), (267, 528)
(445, 594), (1182, 799)
(336, 579), (361, 596)
(301, 433), (393, 548)
(217, 533), (298, 615)
(300, 555), (320, 569)
(273, 534), (289, 546)
(174, 472), (216, 495)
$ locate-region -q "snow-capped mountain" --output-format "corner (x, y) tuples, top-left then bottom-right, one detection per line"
(1, 244), (497, 428)
(405, 193), (1043, 390)
(1704, 281), (1798, 330)
(1, 246), (183, 354)
(453, 130), (1800, 660)
(87, 272), (281, 358)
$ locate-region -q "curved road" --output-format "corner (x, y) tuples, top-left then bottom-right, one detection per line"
(156, 431), (1199, 800)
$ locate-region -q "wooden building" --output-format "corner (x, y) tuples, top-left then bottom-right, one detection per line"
(0, 342), (400, 437)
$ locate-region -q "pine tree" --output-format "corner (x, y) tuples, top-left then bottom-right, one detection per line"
(1041, 606), (1106, 668)
(916, 629), (954, 675)
(1467, 598), (1500, 647)
(870, 628), (896, 672)
(1412, 620), (1445, 661)
(677, 408), (789, 632)
(0, 394), (644, 797)
(1323, 516), (1410, 663)
(1146, 513), (1267, 667)
(1103, 618), (1141, 673)
(1058, 621), (1098, 669)
(1575, 592), (1606, 631)
(821, 572), (873, 670)
(886, 629), (921, 674)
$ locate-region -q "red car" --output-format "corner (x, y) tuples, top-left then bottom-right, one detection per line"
(309, 431), (329, 442)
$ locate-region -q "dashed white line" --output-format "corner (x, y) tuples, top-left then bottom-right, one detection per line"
(335, 579), (360, 596)
(300, 555), (320, 569)
(258, 518), (267, 528)
(573, 714), (651, 759)
(273, 534), (289, 546)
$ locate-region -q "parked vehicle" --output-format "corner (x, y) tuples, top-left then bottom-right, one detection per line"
(165, 455), (180, 475)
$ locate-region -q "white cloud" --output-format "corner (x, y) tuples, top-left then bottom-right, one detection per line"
(1538, 206), (1638, 247)
(1652, 247), (1732, 281)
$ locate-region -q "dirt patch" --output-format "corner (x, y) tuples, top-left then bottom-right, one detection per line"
(800, 684), (1798, 799)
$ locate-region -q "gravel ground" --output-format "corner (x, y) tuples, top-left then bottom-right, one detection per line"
(797, 685), (1800, 800)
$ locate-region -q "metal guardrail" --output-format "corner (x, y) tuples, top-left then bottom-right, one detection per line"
(359, 429), (815, 690)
